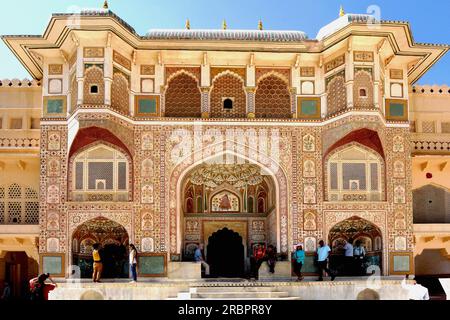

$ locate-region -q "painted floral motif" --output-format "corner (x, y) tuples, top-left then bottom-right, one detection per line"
(302, 134), (316, 152)
(141, 211), (154, 231)
(393, 160), (405, 178)
(141, 185), (154, 204)
(394, 185), (406, 204)
(303, 210), (317, 231)
(48, 133), (61, 151)
(141, 133), (154, 151)
(47, 238), (60, 253)
(303, 160), (316, 178)
(303, 184), (317, 204)
(47, 158), (60, 177)
(142, 159), (154, 178)
(395, 236), (407, 251)
(393, 136), (404, 153)
(141, 237), (155, 252)
(47, 185), (60, 204)
(47, 211), (60, 230)
(305, 237), (316, 252)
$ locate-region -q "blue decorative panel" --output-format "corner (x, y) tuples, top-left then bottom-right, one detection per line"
(47, 99), (64, 114)
(138, 255), (166, 276)
(301, 100), (318, 115)
(42, 256), (63, 275)
(393, 255), (410, 272)
(139, 99), (157, 114)
(390, 103), (405, 117)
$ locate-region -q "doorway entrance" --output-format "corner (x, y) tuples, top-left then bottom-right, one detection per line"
(207, 228), (245, 278)
(72, 217), (129, 279)
(3, 252), (37, 299)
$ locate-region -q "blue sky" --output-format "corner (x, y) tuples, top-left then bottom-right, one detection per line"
(0, 0), (449, 84)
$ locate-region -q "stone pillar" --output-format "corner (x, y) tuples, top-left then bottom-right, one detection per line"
(290, 87), (297, 118)
(318, 63), (327, 117)
(245, 87), (256, 118)
(104, 47), (113, 105)
(345, 51), (354, 109)
(373, 50), (381, 110)
(201, 87), (210, 118)
(76, 47), (84, 105)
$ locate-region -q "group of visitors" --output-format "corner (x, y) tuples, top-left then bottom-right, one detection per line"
(340, 239), (367, 276)
(92, 243), (139, 283)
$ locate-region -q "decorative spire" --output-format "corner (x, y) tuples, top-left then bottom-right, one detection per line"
(222, 19), (227, 30)
(339, 5), (345, 17)
(185, 19), (191, 30)
(258, 19), (263, 31)
(103, 0), (109, 9)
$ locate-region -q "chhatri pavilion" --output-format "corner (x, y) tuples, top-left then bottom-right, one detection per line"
(1, 1), (450, 299)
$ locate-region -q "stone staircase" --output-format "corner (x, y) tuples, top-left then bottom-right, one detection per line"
(170, 285), (300, 300)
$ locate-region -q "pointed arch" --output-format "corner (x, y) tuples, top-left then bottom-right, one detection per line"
(255, 74), (291, 118)
(165, 71), (202, 118)
(210, 72), (247, 118)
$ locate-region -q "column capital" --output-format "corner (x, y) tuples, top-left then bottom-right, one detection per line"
(245, 86), (256, 93)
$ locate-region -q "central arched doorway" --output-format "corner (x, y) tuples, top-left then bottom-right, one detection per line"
(72, 217), (129, 279)
(207, 228), (245, 278)
(328, 216), (383, 275)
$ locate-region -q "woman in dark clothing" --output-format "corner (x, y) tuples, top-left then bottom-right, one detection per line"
(266, 245), (277, 274)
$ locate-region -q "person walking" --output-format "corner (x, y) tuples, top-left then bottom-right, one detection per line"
(92, 243), (103, 283)
(353, 240), (366, 276)
(250, 244), (266, 280)
(342, 239), (354, 276)
(293, 245), (305, 281)
(29, 273), (57, 301)
(1, 282), (11, 301)
(129, 244), (138, 283)
(317, 240), (335, 281)
(266, 245), (277, 274)
(194, 244), (210, 277)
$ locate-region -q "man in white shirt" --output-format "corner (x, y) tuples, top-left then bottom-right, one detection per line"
(343, 239), (354, 276)
(402, 275), (430, 300)
(317, 240), (335, 281)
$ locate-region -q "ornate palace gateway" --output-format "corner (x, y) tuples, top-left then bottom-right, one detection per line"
(1, 3), (450, 296)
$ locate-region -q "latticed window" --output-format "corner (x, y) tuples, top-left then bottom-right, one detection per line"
(72, 145), (129, 202)
(327, 145), (383, 201)
(0, 184), (39, 224)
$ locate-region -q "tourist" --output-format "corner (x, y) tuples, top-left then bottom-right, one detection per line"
(1, 282), (11, 301)
(293, 245), (305, 281)
(29, 273), (57, 301)
(356, 288), (380, 300)
(194, 244), (210, 277)
(353, 240), (366, 276)
(250, 244), (266, 280)
(92, 243), (103, 283)
(343, 239), (354, 276)
(402, 275), (430, 300)
(266, 245), (277, 274)
(129, 244), (138, 283)
(316, 240), (335, 281)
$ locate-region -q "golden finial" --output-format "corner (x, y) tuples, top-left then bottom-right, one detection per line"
(258, 19), (263, 31)
(339, 5), (345, 17)
(103, 0), (109, 9)
(186, 19), (191, 30)
(222, 19), (227, 30)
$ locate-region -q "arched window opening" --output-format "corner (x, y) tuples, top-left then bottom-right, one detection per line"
(72, 144), (130, 202)
(223, 98), (234, 110)
(327, 145), (383, 201)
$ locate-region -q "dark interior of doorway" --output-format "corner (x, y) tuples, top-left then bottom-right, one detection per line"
(76, 244), (128, 279)
(207, 228), (245, 278)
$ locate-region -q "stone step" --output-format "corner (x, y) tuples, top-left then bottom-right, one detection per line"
(195, 286), (280, 293)
(191, 291), (290, 299)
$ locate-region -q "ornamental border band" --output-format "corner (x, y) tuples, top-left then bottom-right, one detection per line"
(0, 2), (449, 301)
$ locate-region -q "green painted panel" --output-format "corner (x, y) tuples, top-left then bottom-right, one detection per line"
(139, 99), (157, 114)
(42, 256), (62, 275)
(138, 255), (165, 275)
(302, 254), (319, 274)
(393, 255), (410, 272)
(47, 99), (64, 114)
(301, 100), (318, 115)
(390, 103), (405, 117)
